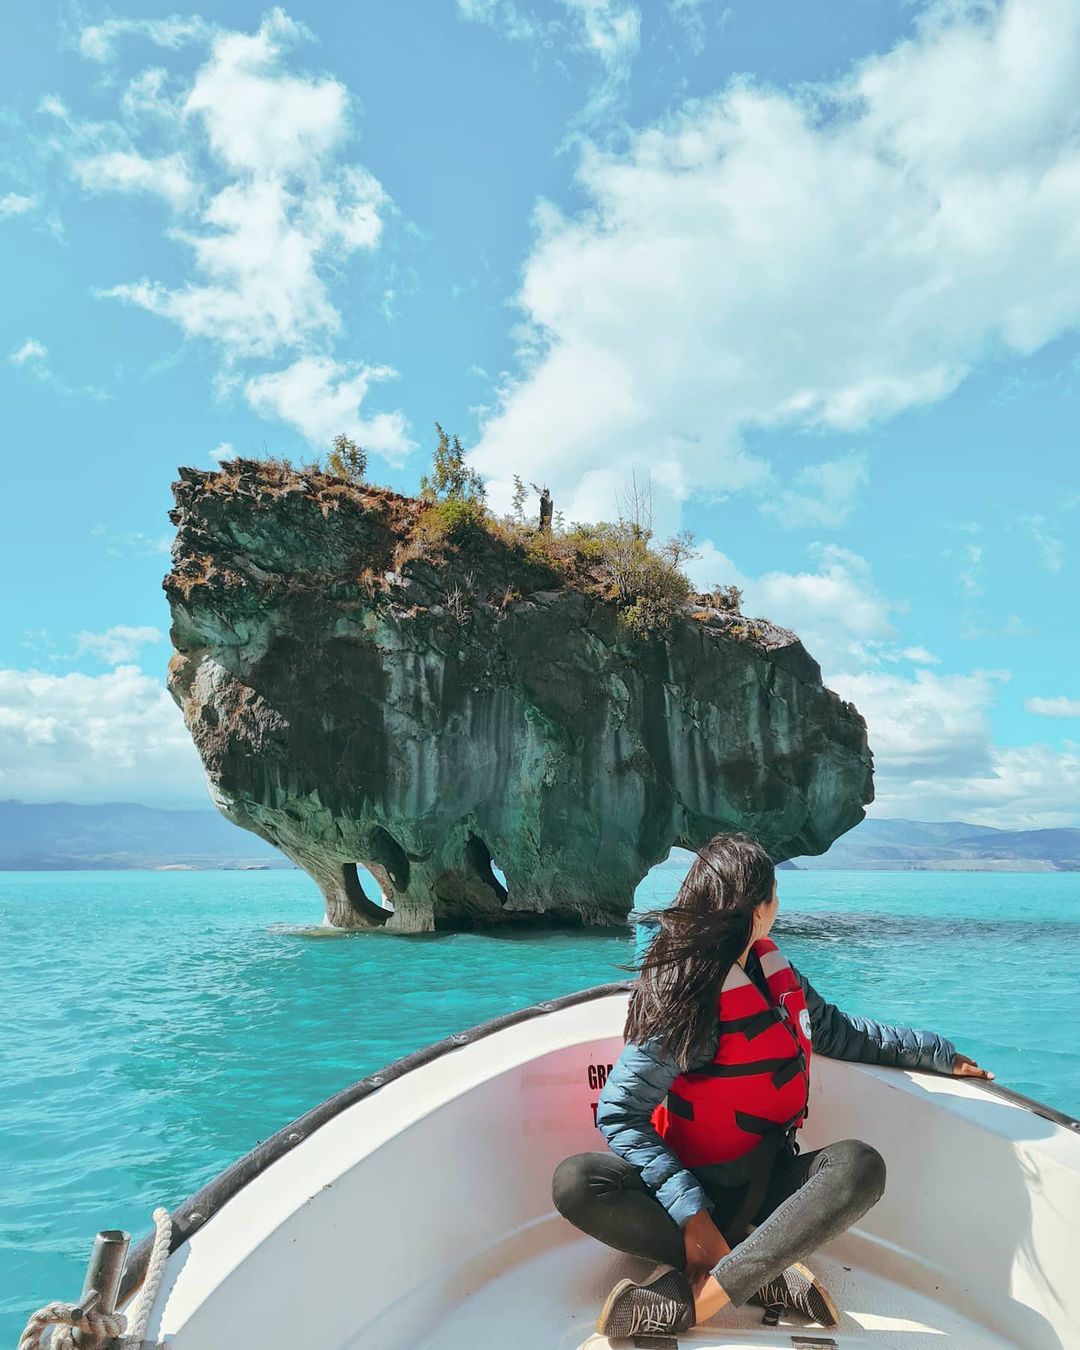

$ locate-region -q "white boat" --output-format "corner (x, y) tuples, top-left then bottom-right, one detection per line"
(99, 983), (1080, 1348)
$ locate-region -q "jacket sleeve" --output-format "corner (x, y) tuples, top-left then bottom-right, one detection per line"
(793, 963), (958, 1074)
(595, 1034), (715, 1229)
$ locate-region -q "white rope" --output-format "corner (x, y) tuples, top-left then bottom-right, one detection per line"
(18, 1208), (173, 1350)
(17, 1303), (126, 1350)
(122, 1208), (172, 1345)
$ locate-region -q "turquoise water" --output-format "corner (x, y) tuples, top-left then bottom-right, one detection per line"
(2, 867), (1078, 1341)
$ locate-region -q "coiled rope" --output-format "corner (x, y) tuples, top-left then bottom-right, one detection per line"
(19, 1208), (172, 1350)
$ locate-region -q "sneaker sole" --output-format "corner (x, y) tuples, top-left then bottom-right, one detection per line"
(789, 1261), (841, 1328)
(596, 1264), (677, 1336)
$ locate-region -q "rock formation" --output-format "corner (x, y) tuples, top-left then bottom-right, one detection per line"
(164, 459), (874, 931)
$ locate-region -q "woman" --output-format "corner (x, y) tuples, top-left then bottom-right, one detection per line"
(551, 832), (994, 1339)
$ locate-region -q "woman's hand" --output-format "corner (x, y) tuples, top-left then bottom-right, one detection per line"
(683, 1208), (731, 1288)
(951, 1052), (995, 1080)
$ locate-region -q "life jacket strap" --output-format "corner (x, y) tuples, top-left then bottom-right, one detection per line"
(664, 1090), (695, 1121)
(734, 1106), (805, 1137)
(711, 1127), (793, 1244)
(716, 1008), (784, 1040)
(689, 1056), (801, 1083)
(770, 1056), (805, 1088)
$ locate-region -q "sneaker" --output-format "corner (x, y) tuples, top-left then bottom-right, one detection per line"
(596, 1263), (695, 1339)
(750, 1261), (840, 1328)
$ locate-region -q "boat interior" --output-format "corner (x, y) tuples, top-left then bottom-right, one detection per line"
(132, 988), (1080, 1349)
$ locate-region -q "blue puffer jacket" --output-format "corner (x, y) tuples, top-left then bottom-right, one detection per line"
(596, 910), (959, 1229)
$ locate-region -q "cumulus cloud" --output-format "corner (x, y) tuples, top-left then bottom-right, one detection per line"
(0, 664), (207, 807)
(72, 150), (197, 209)
(93, 11), (389, 360)
(61, 9), (410, 459)
(0, 192), (36, 217)
(75, 626), (164, 665)
(210, 441), (237, 463)
(867, 739), (1080, 831)
(830, 666), (1008, 777)
(758, 452), (869, 530)
(685, 538), (1075, 827)
(10, 337), (48, 367)
(685, 540), (902, 673)
(469, 0), (1080, 526)
(562, 0), (640, 73)
(1026, 695), (1080, 717)
(897, 646), (939, 665)
(78, 14), (212, 62)
(245, 357), (416, 460)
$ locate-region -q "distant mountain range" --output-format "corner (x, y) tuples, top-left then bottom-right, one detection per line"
(1, 802), (1077, 872)
(0, 801), (295, 870)
(790, 817), (1080, 871)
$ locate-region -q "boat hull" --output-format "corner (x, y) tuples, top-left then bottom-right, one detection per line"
(123, 984), (1080, 1348)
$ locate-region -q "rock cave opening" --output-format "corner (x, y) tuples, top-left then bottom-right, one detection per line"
(632, 843), (700, 912)
(342, 862), (394, 924)
(370, 826), (410, 891)
(465, 833), (508, 903)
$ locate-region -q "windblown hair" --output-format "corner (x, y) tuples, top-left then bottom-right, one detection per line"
(624, 831), (776, 1071)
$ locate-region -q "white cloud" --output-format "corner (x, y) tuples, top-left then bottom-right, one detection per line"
(686, 539), (1075, 826)
(759, 452), (869, 529)
(1021, 512), (1065, 572)
(95, 13), (390, 360)
(668, 0), (730, 55)
(1026, 695), (1080, 717)
(0, 664), (207, 807)
(960, 613), (1035, 639)
(245, 356), (416, 461)
(0, 192), (36, 217)
(830, 666), (1008, 777)
(866, 739), (1080, 831)
(456, 0), (639, 73)
(686, 540), (902, 673)
(9, 337), (108, 399)
(90, 524), (172, 557)
(469, 0), (1080, 526)
(210, 441), (237, 463)
(75, 626), (164, 665)
(898, 646), (940, 665)
(72, 150), (197, 209)
(183, 11), (342, 177)
(38, 94), (69, 120)
(562, 0), (640, 73)
(955, 540), (985, 597)
(103, 177), (352, 356)
(10, 337), (48, 366)
(58, 9), (411, 456)
(456, 0), (540, 42)
(78, 15), (212, 62)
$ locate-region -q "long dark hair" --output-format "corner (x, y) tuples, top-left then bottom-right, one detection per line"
(624, 831), (776, 1071)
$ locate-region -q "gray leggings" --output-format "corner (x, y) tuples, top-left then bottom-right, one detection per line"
(552, 1138), (886, 1307)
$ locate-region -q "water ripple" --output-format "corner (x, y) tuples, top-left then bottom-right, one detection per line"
(1, 867), (1077, 1340)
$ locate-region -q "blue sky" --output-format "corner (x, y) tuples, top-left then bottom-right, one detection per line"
(1, 0), (1078, 825)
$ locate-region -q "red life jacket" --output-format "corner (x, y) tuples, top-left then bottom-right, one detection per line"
(651, 937), (812, 1171)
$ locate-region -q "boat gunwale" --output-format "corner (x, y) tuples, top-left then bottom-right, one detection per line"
(117, 978), (1080, 1303)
